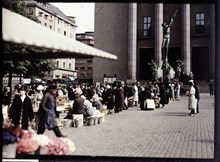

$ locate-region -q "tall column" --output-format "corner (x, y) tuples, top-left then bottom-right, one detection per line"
(210, 4), (215, 79)
(154, 3), (163, 68)
(128, 3), (137, 80)
(182, 4), (191, 74)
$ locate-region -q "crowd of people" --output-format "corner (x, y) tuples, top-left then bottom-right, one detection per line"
(2, 77), (214, 136)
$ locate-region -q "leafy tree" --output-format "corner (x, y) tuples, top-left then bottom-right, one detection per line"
(25, 59), (57, 78)
(3, 0), (57, 86)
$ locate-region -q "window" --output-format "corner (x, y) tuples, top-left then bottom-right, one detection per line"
(87, 67), (92, 70)
(80, 67), (85, 70)
(38, 12), (43, 17)
(143, 16), (152, 37)
(50, 25), (52, 29)
(195, 13), (205, 34)
(75, 67), (78, 70)
(63, 62), (66, 68)
(69, 63), (71, 69)
(58, 19), (60, 24)
(64, 31), (66, 36)
(45, 23), (47, 27)
(44, 15), (48, 19)
(28, 7), (33, 15)
(50, 15), (52, 21)
(87, 60), (92, 63)
(57, 61), (59, 68)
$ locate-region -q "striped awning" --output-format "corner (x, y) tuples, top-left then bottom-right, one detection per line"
(2, 8), (117, 60)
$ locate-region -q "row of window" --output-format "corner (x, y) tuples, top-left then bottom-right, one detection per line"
(75, 67), (93, 70)
(57, 61), (72, 69)
(75, 60), (93, 63)
(143, 13), (206, 37)
(56, 62), (94, 70)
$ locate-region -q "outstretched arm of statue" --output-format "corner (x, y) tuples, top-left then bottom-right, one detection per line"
(169, 9), (178, 25)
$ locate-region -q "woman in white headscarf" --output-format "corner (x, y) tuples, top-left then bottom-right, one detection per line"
(188, 81), (197, 116)
(33, 85), (44, 129)
(133, 83), (139, 106)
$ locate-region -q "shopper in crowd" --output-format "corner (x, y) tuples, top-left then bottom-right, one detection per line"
(37, 84), (66, 137)
(175, 82), (181, 101)
(114, 83), (125, 113)
(3, 86), (11, 106)
(169, 83), (175, 101)
(133, 83), (139, 107)
(194, 81), (200, 114)
(68, 88), (85, 118)
(102, 84), (114, 114)
(188, 81), (197, 116)
(139, 86), (152, 110)
(33, 84), (44, 129)
(159, 83), (168, 108)
(9, 85), (34, 130)
(81, 95), (101, 118)
(92, 95), (104, 113)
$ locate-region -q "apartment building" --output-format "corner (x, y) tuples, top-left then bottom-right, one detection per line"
(94, 3), (215, 83)
(25, 1), (78, 80)
(75, 32), (94, 83)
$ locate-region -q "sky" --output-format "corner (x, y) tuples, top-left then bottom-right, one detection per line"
(50, 3), (94, 33)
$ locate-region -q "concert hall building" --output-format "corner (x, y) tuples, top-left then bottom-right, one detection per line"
(93, 3), (215, 83)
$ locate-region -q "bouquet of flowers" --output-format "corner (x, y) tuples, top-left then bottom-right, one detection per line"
(45, 137), (69, 155)
(16, 129), (39, 153)
(2, 123), (23, 144)
(44, 137), (75, 155)
(60, 138), (76, 154)
(32, 133), (50, 147)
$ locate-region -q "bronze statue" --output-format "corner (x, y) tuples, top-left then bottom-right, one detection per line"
(176, 60), (184, 81)
(162, 60), (171, 83)
(162, 10), (178, 61)
(148, 60), (158, 81)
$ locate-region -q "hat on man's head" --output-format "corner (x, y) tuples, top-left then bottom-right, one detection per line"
(19, 85), (27, 91)
(48, 84), (60, 90)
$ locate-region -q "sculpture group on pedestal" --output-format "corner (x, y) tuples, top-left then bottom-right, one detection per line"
(148, 9), (183, 83)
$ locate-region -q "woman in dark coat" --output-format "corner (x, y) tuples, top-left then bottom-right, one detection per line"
(159, 84), (168, 108)
(114, 84), (125, 113)
(139, 86), (152, 110)
(37, 84), (66, 137)
(9, 85), (34, 130)
(102, 85), (114, 114)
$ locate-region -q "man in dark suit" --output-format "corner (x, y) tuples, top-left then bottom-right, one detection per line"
(194, 81), (200, 113)
(37, 84), (66, 137)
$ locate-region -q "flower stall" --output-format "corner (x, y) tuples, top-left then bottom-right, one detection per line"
(2, 123), (76, 159)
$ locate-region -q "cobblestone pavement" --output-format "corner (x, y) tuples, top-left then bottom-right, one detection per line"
(45, 93), (214, 160)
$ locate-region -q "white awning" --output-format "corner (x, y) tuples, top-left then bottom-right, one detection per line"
(2, 8), (117, 60)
